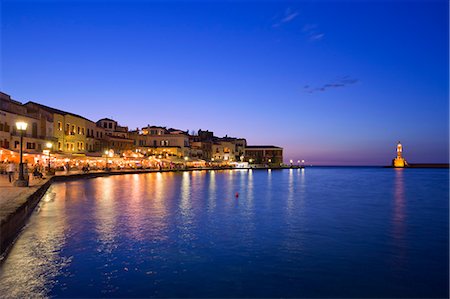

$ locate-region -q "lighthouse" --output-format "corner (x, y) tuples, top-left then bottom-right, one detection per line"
(392, 141), (407, 168)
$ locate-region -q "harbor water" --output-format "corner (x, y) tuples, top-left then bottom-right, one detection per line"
(0, 168), (448, 298)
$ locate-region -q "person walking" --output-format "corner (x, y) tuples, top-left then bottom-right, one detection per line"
(6, 162), (15, 183)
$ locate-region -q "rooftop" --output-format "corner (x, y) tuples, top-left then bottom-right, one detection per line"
(25, 101), (95, 123)
(245, 145), (283, 149)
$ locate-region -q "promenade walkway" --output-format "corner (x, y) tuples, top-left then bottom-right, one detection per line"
(0, 174), (50, 225)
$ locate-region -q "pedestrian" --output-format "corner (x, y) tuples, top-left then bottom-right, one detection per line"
(6, 162), (15, 183)
(24, 164), (29, 182)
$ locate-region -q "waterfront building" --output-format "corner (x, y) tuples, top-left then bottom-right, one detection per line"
(212, 140), (236, 162)
(235, 138), (247, 161)
(130, 126), (191, 158)
(189, 130), (246, 162)
(0, 93), (54, 156)
(97, 118), (129, 138)
(218, 136), (246, 161)
(392, 141), (407, 168)
(189, 130), (214, 160)
(97, 118), (134, 155)
(244, 145), (284, 165)
(0, 91), (283, 168)
(85, 121), (106, 154)
(24, 102), (93, 156)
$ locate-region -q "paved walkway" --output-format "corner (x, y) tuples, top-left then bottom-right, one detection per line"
(0, 174), (51, 224)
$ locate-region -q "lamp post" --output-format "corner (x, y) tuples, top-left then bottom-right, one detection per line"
(104, 150), (110, 171)
(289, 159), (293, 167)
(46, 142), (53, 174)
(15, 121), (28, 187)
(301, 159), (305, 168)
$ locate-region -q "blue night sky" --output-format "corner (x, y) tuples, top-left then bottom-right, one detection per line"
(1, 0), (448, 165)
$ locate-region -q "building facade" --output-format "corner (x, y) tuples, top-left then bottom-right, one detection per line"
(0, 93), (54, 155)
(244, 146), (284, 165)
(130, 126), (190, 157)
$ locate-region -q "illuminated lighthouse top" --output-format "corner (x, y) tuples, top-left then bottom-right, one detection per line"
(397, 141), (403, 156)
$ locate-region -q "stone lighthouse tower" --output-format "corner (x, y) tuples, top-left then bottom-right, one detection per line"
(392, 141), (407, 168)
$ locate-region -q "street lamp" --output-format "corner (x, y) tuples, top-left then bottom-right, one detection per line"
(15, 121), (28, 187)
(290, 159), (293, 167)
(301, 159), (305, 168)
(46, 142), (53, 174)
(104, 150), (110, 171)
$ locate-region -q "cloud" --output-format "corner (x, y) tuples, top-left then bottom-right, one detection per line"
(310, 33), (324, 41)
(303, 76), (359, 93)
(272, 10), (325, 42)
(281, 10), (299, 23)
(302, 23), (325, 42)
(272, 8), (299, 27)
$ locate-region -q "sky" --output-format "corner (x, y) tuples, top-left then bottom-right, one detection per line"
(1, 0), (448, 165)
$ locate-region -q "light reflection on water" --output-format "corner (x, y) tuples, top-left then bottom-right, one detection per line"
(0, 188), (71, 298)
(0, 168), (448, 298)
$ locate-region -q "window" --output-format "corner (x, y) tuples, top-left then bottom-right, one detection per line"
(58, 142), (62, 150)
(82, 128), (85, 135)
(103, 122), (107, 128)
(66, 124), (70, 133)
(108, 123), (112, 129)
(153, 140), (157, 146)
(71, 125), (75, 134)
(26, 142), (36, 149)
(14, 141), (19, 148)
(57, 121), (62, 131)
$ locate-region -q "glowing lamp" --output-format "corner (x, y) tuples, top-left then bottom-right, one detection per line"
(15, 121), (28, 131)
